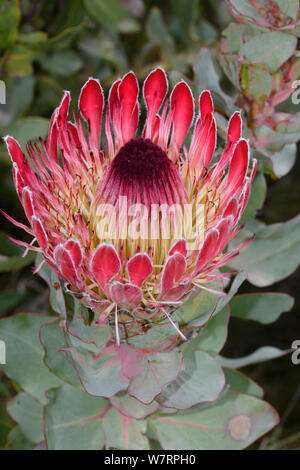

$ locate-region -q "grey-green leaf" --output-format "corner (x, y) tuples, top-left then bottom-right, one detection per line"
(7, 393), (43, 444)
(102, 408), (149, 450)
(150, 390), (279, 450)
(0, 314), (63, 403)
(228, 216), (300, 286)
(217, 346), (288, 369)
(240, 32), (297, 73)
(183, 307), (229, 356)
(159, 350), (225, 409)
(40, 319), (81, 387)
(224, 368), (263, 398)
(44, 384), (107, 450)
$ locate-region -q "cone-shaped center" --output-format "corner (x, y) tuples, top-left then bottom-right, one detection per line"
(103, 137), (187, 207)
(112, 137), (172, 182)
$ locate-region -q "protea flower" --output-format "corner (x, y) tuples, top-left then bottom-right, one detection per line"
(2, 68), (256, 343)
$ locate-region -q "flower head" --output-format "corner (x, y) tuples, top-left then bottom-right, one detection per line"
(3, 68), (256, 336)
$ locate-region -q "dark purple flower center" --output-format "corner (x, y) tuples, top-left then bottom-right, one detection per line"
(101, 137), (188, 207)
(111, 137), (172, 182)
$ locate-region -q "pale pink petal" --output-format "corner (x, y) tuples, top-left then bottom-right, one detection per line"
(22, 187), (35, 221)
(56, 91), (71, 156)
(118, 72), (139, 143)
(46, 108), (58, 162)
(215, 216), (234, 254)
(161, 283), (190, 302)
(64, 239), (82, 268)
(203, 116), (216, 169)
(54, 244), (77, 284)
(12, 164), (25, 197)
(67, 122), (81, 149)
(91, 243), (121, 290)
(209, 111), (243, 181)
(223, 197), (239, 219)
(57, 91), (70, 127)
(5, 136), (35, 187)
(79, 78), (104, 153)
(227, 111), (242, 146)
(196, 228), (219, 272)
(161, 252), (186, 294)
(188, 113), (214, 169)
(199, 90), (213, 122)
(32, 216), (48, 251)
(108, 79), (122, 147)
(110, 282), (142, 308)
(170, 81), (194, 152)
(227, 138), (249, 191)
(143, 67), (168, 138)
(168, 239), (187, 257)
(127, 253), (153, 287)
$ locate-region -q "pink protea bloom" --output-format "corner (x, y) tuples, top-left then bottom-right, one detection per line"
(3, 68), (256, 340)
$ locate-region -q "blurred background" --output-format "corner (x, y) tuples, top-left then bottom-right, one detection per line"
(0, 0), (299, 449)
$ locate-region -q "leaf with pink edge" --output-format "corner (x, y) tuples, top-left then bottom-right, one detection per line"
(7, 392), (44, 444)
(44, 384), (108, 450)
(158, 350), (225, 410)
(124, 347), (184, 404)
(149, 390), (279, 450)
(228, 216), (300, 286)
(224, 368), (263, 398)
(110, 392), (159, 419)
(183, 307), (229, 357)
(66, 310), (111, 348)
(174, 273), (245, 328)
(0, 314), (63, 404)
(102, 407), (149, 450)
(63, 339), (129, 398)
(127, 322), (178, 352)
(173, 281), (222, 326)
(40, 319), (81, 387)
